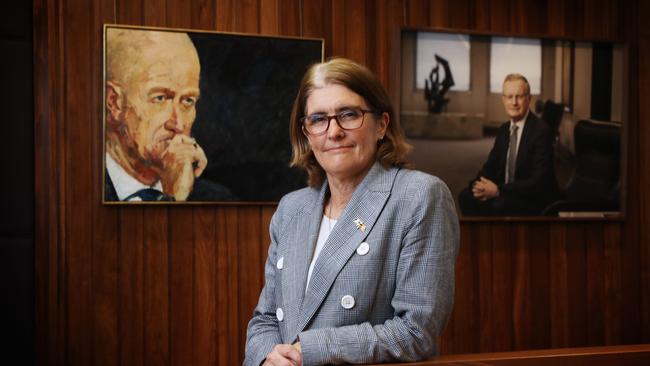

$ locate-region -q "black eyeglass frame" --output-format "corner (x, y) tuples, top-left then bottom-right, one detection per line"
(300, 108), (379, 136)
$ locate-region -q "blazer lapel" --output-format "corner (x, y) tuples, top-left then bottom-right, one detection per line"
(281, 185), (327, 339)
(291, 163), (398, 340)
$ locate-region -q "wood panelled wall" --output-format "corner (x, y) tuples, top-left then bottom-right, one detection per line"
(34, 0), (649, 365)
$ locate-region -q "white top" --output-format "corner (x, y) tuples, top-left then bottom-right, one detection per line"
(105, 153), (163, 201)
(505, 111), (528, 183)
(305, 214), (337, 291)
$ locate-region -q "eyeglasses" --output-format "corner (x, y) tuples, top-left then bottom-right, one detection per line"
(502, 94), (530, 102)
(301, 107), (377, 136)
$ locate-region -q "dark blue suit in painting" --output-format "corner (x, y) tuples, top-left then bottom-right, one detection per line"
(459, 112), (558, 216)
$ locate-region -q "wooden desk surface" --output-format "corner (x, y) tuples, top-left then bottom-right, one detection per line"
(371, 344), (650, 366)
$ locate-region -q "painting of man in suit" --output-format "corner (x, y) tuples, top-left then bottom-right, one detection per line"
(458, 74), (558, 216)
(104, 28), (235, 202)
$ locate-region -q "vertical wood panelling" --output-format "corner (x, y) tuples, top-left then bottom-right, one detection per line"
(260, 0), (280, 35)
(65, 0), (94, 364)
(373, 0), (404, 86)
(92, 167), (120, 366)
(193, 208), (217, 366)
(566, 224), (588, 346)
(602, 223), (622, 344)
(302, 0), (327, 38)
(191, 0), (214, 30)
(512, 225), (532, 350)
(93, 0), (120, 364)
(329, 0), (346, 57)
(428, 0), (449, 28)
(472, 0), (490, 31)
(143, 209), (170, 365)
(168, 0), (193, 27)
(214, 0), (234, 31)
(240, 0), (260, 33)
(278, 0), (302, 36)
(169, 208), (194, 366)
(406, 0), (431, 28)
(488, 0), (510, 33)
(584, 0), (618, 38)
(549, 223), (569, 348)
(546, 0), (566, 37)
(215, 207), (235, 366)
(118, 209), (145, 366)
(440, 224), (478, 354)
(237, 207), (264, 358)
(511, 0), (547, 34)
(563, 0), (585, 38)
(528, 224), (550, 349)
(115, 0), (143, 24)
(143, 0), (167, 27)
(223, 207), (240, 365)
(585, 223), (605, 345)
(476, 224), (493, 351)
(447, 0), (470, 29)
(638, 0), (650, 343)
(332, 0), (367, 64)
(33, 1), (649, 365)
(626, 0), (643, 345)
(490, 224), (514, 351)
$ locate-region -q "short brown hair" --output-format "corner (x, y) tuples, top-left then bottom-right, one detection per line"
(289, 58), (411, 187)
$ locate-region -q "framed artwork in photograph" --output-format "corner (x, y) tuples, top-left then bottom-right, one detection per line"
(103, 24), (324, 204)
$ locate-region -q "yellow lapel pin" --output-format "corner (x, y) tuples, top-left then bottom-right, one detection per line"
(353, 218), (366, 233)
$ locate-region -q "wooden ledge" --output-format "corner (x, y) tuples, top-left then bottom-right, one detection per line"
(372, 344), (650, 366)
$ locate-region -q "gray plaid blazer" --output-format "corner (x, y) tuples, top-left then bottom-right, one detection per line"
(244, 162), (459, 365)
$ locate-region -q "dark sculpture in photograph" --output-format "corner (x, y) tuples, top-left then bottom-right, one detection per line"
(424, 54), (455, 113)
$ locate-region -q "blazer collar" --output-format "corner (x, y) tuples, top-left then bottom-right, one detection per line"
(289, 161), (398, 340)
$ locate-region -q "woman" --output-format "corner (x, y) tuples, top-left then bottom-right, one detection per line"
(244, 58), (459, 366)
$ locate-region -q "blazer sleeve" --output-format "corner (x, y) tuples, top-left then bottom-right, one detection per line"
(298, 176), (460, 365)
(243, 207), (284, 366)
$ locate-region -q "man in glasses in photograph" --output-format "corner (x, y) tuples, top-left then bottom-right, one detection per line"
(458, 73), (557, 216)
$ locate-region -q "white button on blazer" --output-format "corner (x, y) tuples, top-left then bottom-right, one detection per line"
(356, 242), (370, 256)
(340, 295), (355, 309)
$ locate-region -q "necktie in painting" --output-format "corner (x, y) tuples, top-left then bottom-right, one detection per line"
(124, 188), (174, 201)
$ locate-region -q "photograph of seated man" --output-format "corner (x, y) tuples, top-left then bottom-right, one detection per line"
(458, 74), (558, 216)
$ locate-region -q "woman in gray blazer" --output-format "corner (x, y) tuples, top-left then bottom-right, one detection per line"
(245, 58), (459, 366)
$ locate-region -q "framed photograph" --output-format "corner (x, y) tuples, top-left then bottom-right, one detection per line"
(395, 27), (628, 220)
(102, 24), (323, 204)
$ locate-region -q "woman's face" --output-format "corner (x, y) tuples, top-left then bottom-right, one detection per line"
(304, 83), (388, 184)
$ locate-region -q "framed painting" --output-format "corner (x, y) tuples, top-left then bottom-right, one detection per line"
(395, 27), (628, 220)
(102, 24), (324, 204)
